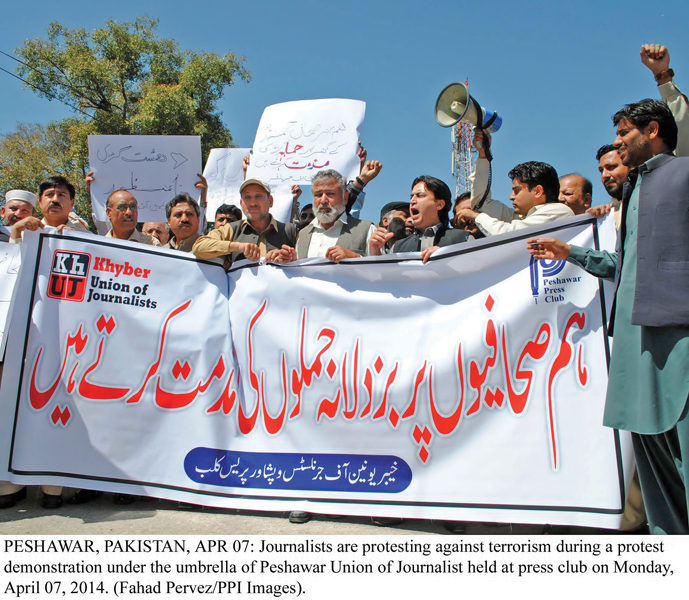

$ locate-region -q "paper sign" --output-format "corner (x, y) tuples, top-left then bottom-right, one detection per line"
(203, 148), (250, 222)
(246, 99), (365, 187)
(0, 241), (22, 358)
(87, 135), (202, 224)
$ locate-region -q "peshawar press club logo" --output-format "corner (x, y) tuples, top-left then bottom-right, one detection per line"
(47, 250), (91, 302)
(529, 256), (565, 304)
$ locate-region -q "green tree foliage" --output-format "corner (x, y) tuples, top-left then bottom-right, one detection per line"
(0, 121), (93, 220)
(1, 15), (249, 221)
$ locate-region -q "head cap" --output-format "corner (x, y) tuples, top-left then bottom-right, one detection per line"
(5, 190), (37, 206)
(239, 178), (272, 195)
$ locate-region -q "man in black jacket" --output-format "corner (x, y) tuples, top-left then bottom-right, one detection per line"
(369, 176), (472, 261)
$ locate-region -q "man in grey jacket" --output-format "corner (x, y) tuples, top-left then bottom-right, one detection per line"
(295, 169), (375, 262)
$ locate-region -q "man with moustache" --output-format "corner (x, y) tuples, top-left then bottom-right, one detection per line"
(192, 179), (296, 264)
(165, 193), (202, 253)
(105, 190), (160, 246)
(2, 190), (35, 229)
(10, 176), (90, 242)
(529, 99), (689, 534)
(295, 169), (375, 262)
(558, 174), (592, 215)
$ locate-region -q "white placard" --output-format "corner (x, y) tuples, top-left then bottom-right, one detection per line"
(203, 148), (250, 221)
(0, 241), (22, 357)
(87, 135), (202, 223)
(247, 99), (365, 187)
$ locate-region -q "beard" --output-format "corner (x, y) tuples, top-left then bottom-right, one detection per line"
(314, 202), (344, 225)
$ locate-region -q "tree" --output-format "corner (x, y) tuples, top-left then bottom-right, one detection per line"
(0, 121), (92, 219)
(1, 15), (250, 222)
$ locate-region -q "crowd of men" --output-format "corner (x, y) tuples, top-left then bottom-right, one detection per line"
(1, 44), (688, 535)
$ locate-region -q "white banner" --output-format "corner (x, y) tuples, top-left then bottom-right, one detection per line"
(0, 215), (631, 528)
(87, 135), (203, 223)
(247, 99), (365, 187)
(203, 148), (250, 221)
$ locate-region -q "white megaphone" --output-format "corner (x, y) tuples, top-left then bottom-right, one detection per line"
(434, 82), (502, 133)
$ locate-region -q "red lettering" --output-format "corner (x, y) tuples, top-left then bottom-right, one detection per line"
(547, 312), (586, 470)
(428, 344), (465, 435)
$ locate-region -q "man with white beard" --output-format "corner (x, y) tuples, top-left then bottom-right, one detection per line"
(295, 169), (375, 262)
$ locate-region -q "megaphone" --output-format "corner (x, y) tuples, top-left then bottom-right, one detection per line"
(434, 82), (502, 133)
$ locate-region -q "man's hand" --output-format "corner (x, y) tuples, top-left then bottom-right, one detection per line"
(242, 152), (252, 178)
(368, 226), (394, 256)
(85, 171), (95, 192)
(586, 203), (612, 218)
(641, 44), (670, 80)
(325, 246), (360, 263)
(239, 242), (261, 261)
(472, 128), (492, 159)
(56, 224), (76, 234)
(359, 160), (383, 185)
(457, 207), (480, 221)
(421, 245), (440, 264)
(10, 216), (44, 240)
(357, 141), (367, 170)
(291, 185), (302, 202)
(196, 174), (208, 207)
(266, 245), (296, 264)
(527, 237), (571, 261)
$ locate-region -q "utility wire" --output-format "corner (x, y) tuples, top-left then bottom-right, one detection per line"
(0, 63), (104, 125)
(0, 49), (105, 114)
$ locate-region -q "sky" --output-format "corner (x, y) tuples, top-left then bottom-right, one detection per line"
(0, 0), (687, 223)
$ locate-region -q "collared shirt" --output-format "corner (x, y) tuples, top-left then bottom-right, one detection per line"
(306, 211), (376, 258)
(165, 232), (201, 253)
(192, 217), (283, 259)
(419, 222), (442, 250)
(41, 212), (91, 232)
(106, 228), (161, 246)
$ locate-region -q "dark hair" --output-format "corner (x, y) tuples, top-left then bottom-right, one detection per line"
(300, 203), (313, 213)
(561, 173), (593, 197)
(612, 98), (678, 151)
(39, 176), (75, 200)
(453, 191), (471, 209)
(166, 193), (200, 220)
(595, 144), (617, 161)
(215, 204), (242, 221)
(412, 175), (452, 225)
(508, 162), (560, 203)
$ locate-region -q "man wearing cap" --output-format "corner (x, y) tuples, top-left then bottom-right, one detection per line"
(377, 201), (412, 254)
(105, 190), (160, 246)
(2, 190), (36, 239)
(192, 178), (297, 264)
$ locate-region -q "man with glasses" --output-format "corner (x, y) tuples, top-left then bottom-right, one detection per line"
(105, 190), (160, 246)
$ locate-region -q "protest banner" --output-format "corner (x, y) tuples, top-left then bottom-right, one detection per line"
(87, 135), (203, 223)
(0, 215), (631, 528)
(246, 99), (365, 188)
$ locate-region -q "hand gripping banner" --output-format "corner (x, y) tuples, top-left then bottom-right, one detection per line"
(0, 214), (632, 528)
